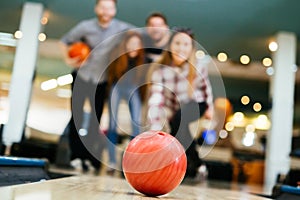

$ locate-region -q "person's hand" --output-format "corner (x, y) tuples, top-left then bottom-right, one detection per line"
(65, 56), (82, 69)
(59, 41), (85, 69)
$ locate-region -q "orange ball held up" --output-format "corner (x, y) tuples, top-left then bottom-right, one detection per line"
(68, 42), (90, 62)
(122, 130), (187, 197)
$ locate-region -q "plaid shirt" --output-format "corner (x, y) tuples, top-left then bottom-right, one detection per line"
(147, 59), (213, 130)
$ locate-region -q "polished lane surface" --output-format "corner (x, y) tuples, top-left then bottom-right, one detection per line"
(0, 175), (270, 200)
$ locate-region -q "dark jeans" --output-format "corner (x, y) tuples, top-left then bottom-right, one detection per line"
(169, 101), (208, 177)
(68, 74), (107, 169)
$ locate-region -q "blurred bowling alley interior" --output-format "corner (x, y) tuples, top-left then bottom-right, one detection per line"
(1, 0), (300, 198)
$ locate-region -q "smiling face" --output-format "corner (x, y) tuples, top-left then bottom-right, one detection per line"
(94, 0), (116, 25)
(170, 32), (194, 66)
(126, 35), (143, 58)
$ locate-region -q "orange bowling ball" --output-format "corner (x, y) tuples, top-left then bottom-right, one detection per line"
(122, 130), (187, 197)
(68, 42), (90, 62)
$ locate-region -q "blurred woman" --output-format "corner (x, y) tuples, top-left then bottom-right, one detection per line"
(107, 31), (151, 174)
(146, 27), (213, 179)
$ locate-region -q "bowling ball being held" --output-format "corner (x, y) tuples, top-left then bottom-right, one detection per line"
(122, 130), (187, 197)
(68, 42), (90, 63)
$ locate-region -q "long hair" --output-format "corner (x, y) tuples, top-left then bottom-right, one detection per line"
(146, 28), (197, 95)
(107, 31), (145, 89)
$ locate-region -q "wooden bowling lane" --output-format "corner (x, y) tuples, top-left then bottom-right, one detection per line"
(0, 175), (270, 200)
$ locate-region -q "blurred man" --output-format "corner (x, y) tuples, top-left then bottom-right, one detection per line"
(59, 0), (135, 173)
(143, 12), (171, 61)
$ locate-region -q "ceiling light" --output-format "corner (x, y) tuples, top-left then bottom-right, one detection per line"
(41, 17), (48, 25)
(14, 30), (23, 39)
(253, 102), (262, 112)
(241, 95), (250, 105)
(41, 10), (50, 25)
(240, 54), (250, 65)
(268, 41), (278, 52)
(217, 52), (228, 62)
(262, 57), (272, 67)
(38, 33), (47, 42)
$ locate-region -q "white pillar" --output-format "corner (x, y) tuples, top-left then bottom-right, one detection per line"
(3, 2), (44, 146)
(265, 32), (297, 192)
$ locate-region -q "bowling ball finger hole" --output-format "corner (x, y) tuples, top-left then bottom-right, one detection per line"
(158, 132), (165, 136)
